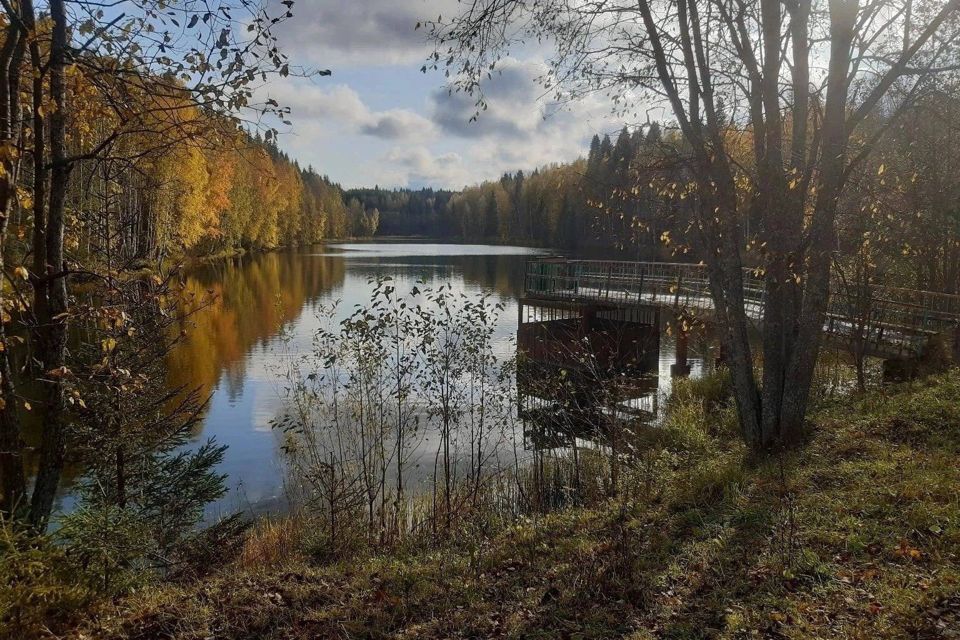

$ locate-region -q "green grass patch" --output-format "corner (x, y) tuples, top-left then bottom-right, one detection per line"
(16, 371), (960, 639)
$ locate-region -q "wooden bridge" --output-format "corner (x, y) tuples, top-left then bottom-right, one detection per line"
(523, 258), (960, 360)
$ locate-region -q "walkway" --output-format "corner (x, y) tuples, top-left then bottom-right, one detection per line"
(524, 258), (960, 359)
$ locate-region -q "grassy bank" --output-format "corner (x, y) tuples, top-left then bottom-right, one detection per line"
(14, 373), (960, 639)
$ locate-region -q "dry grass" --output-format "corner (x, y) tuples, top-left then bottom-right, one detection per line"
(236, 514), (309, 570)
(45, 372), (960, 639)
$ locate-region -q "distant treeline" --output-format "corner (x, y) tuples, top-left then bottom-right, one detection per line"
(346, 124), (676, 251)
(343, 188), (455, 237)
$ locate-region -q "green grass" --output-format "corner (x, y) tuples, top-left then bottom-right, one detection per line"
(34, 373), (960, 638)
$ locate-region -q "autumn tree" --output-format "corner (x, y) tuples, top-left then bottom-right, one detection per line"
(0, 0), (311, 530)
(429, 0), (960, 450)
(0, 9), (26, 514)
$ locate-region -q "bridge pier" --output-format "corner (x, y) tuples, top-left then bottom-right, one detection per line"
(516, 296), (662, 451)
(700, 321), (727, 370)
(882, 332), (953, 382)
(714, 339), (727, 370)
(670, 320), (691, 378)
(882, 357), (918, 383)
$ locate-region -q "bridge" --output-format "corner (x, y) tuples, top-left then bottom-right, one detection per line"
(522, 258), (960, 361)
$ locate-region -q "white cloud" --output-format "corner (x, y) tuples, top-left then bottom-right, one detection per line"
(274, 0), (456, 67)
(357, 57), (623, 188)
(268, 66), (622, 188)
(320, 58), (626, 188)
(260, 2), (631, 189)
(262, 80), (437, 141)
(430, 59), (554, 139)
(378, 147), (470, 187)
(360, 110), (436, 140)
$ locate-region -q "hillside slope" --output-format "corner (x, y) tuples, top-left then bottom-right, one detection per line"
(74, 375), (960, 639)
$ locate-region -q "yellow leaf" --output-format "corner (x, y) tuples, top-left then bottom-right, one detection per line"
(13, 266), (28, 280)
(878, 164), (885, 175)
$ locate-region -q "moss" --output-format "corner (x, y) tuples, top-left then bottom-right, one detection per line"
(51, 371), (960, 639)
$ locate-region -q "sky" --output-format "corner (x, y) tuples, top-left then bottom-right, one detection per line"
(261, 0), (625, 190)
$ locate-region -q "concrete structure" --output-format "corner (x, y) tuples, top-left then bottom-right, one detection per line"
(523, 257), (960, 363)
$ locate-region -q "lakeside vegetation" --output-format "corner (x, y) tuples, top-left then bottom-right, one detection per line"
(7, 370), (957, 638)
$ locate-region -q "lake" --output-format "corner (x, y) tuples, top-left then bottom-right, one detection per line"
(156, 242), (708, 519)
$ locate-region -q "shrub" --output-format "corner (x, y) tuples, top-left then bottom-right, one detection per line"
(57, 504), (154, 593)
(0, 518), (89, 637)
(669, 369), (732, 412)
(238, 514), (307, 569)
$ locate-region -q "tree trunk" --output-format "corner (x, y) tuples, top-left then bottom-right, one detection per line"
(28, 0), (72, 531)
(779, 0), (858, 446)
(0, 22), (25, 516)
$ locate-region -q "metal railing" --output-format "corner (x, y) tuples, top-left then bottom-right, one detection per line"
(525, 258), (960, 357)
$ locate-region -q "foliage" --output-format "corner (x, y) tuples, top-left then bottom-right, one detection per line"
(0, 519), (89, 637)
(57, 437), (228, 593)
(425, 0), (960, 450)
(63, 125), (360, 262)
(345, 125), (680, 254)
(347, 187), (454, 237)
(56, 504), (155, 594)
(668, 369), (733, 414)
(272, 279), (512, 546)
(431, 127), (675, 251)
(66, 371), (960, 640)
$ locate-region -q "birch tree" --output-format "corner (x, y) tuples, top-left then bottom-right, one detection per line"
(429, 0), (960, 449)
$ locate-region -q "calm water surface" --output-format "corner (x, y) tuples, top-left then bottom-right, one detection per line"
(158, 242), (708, 518)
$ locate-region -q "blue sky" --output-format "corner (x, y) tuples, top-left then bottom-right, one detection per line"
(261, 0), (624, 190)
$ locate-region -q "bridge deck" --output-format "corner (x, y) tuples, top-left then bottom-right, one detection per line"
(525, 258), (960, 359)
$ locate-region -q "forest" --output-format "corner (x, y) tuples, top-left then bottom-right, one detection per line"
(367, 110), (960, 291)
(348, 128), (670, 250)
(60, 128), (371, 260)
(440, 124), (675, 251)
(11, 78), (379, 264)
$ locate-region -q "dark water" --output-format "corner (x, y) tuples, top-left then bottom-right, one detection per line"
(69, 243), (711, 518)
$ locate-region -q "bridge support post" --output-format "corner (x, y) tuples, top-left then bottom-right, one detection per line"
(882, 357), (918, 383)
(883, 331), (952, 382)
(580, 304), (596, 335)
(671, 318), (691, 378)
(715, 339), (727, 370)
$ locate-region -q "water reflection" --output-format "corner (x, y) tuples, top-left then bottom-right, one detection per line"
(515, 298), (698, 453)
(165, 243), (547, 517)
(157, 243), (721, 518)
(168, 252), (347, 410)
